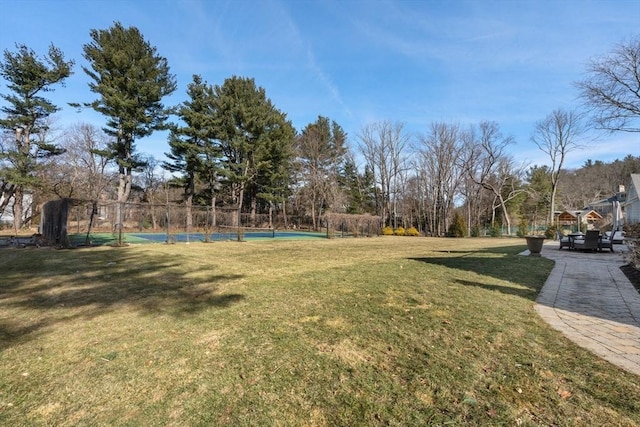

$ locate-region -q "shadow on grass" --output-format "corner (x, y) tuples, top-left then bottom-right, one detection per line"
(453, 278), (540, 300)
(0, 246), (245, 350)
(409, 244), (553, 300)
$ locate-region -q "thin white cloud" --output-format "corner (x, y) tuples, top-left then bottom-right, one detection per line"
(304, 46), (352, 117)
(269, 0), (353, 120)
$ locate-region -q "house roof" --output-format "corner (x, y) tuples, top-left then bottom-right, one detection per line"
(586, 197), (617, 208)
(557, 210), (577, 221)
(582, 209), (603, 220)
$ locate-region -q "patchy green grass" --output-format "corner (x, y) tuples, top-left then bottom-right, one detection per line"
(0, 237), (638, 426)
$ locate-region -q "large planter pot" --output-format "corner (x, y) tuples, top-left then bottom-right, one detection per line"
(525, 235), (545, 256)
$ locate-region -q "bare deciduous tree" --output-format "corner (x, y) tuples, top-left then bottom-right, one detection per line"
(134, 155), (164, 230)
(415, 122), (465, 236)
(576, 37), (640, 133)
(56, 123), (114, 200)
(463, 121), (526, 235)
(531, 109), (586, 225)
(358, 120), (409, 228)
(47, 123), (115, 241)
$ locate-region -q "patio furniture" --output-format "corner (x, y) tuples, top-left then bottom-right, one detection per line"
(567, 232), (584, 250)
(557, 230), (571, 250)
(604, 230), (625, 244)
(599, 234), (614, 252)
(572, 230), (600, 252)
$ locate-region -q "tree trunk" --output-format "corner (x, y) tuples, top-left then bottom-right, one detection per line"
(12, 186), (24, 231)
(491, 196), (497, 230)
(116, 167), (133, 245)
(150, 204), (158, 230)
(550, 181), (558, 226)
(311, 202), (317, 231)
(498, 195), (511, 235)
(186, 173), (194, 233)
(86, 201), (98, 245)
(467, 198), (472, 237)
(236, 183), (245, 241)
(185, 192), (193, 234)
(41, 198), (72, 248)
(250, 197), (257, 227)
(282, 199), (288, 229)
(0, 182), (16, 215)
(431, 199), (437, 236)
(211, 196), (217, 227)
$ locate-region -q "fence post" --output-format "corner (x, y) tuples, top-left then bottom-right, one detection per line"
(166, 208), (170, 243)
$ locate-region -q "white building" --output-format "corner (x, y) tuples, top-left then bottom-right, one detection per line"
(0, 191), (33, 227)
(625, 174), (640, 224)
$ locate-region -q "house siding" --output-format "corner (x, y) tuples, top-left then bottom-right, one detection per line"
(625, 174), (640, 224)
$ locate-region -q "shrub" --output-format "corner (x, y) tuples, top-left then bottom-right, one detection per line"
(624, 223), (640, 239)
(545, 225), (557, 239)
(394, 227), (405, 236)
(406, 226), (420, 236)
(624, 224), (640, 269)
(140, 217), (153, 230)
(517, 219), (528, 238)
(470, 225), (480, 237)
(382, 226), (394, 235)
(627, 243), (640, 269)
(448, 212), (467, 237)
(489, 224), (501, 237)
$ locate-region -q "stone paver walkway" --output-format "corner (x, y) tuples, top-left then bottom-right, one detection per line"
(530, 241), (640, 376)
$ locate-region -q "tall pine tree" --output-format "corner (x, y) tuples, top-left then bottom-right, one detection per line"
(78, 22), (176, 243)
(210, 76), (294, 232)
(296, 116), (348, 229)
(164, 75), (220, 231)
(0, 44), (73, 229)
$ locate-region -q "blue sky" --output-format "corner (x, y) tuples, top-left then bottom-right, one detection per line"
(1, 0), (638, 170)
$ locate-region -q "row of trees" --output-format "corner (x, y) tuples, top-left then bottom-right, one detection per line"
(33, 118), (639, 237)
(1, 23), (638, 237)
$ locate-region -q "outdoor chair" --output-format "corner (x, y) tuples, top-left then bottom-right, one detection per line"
(599, 234), (614, 252)
(605, 230), (625, 244)
(557, 230), (571, 250)
(572, 230), (600, 252)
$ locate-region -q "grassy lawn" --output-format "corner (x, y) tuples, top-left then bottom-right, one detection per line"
(1, 237), (638, 426)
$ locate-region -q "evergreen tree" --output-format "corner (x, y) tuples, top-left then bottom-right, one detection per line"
(296, 116), (348, 229)
(339, 158), (375, 214)
(251, 126), (295, 227)
(78, 22), (176, 242)
(164, 75), (219, 231)
(0, 44), (73, 229)
(210, 76), (294, 231)
(522, 165), (553, 226)
(448, 211), (467, 237)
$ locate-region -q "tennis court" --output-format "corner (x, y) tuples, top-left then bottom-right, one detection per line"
(70, 229), (329, 245)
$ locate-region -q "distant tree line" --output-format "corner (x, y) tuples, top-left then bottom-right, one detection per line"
(1, 23), (638, 236)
